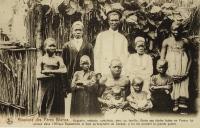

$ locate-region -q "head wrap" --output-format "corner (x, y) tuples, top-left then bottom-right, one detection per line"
(135, 36), (145, 44)
(72, 21), (84, 28)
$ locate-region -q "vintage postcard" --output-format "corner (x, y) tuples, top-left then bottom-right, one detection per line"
(0, 0), (199, 127)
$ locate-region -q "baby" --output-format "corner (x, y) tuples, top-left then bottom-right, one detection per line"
(106, 86), (124, 108)
(103, 86), (126, 116)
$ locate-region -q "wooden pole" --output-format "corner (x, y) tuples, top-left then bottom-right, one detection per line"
(35, 4), (43, 58)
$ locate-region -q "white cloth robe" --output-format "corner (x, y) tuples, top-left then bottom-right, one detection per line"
(126, 53), (153, 99)
(94, 29), (129, 75)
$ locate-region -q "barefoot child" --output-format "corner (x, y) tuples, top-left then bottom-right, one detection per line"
(36, 38), (67, 117)
(127, 77), (153, 116)
(150, 59), (173, 113)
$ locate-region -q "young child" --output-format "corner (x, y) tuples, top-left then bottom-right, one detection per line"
(36, 38), (67, 117)
(149, 59), (173, 113)
(103, 86), (124, 116)
(161, 21), (192, 114)
(127, 77), (153, 116)
(70, 55), (100, 117)
(126, 36), (153, 99)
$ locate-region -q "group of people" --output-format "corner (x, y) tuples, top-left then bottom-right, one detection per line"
(36, 10), (192, 118)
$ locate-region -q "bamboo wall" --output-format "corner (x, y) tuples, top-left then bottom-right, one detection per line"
(0, 48), (37, 117)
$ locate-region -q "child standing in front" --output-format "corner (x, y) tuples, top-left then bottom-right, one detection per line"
(127, 77), (153, 116)
(149, 59), (173, 113)
(36, 38), (67, 117)
(70, 55), (100, 117)
(126, 36), (153, 99)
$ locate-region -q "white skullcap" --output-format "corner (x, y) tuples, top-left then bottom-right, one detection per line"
(107, 10), (122, 19)
(135, 36), (145, 44)
(72, 21), (84, 28)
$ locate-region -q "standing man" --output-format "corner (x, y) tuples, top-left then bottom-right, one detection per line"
(94, 10), (129, 76)
(62, 21), (94, 93)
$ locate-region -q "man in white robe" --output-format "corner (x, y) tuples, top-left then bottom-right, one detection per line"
(94, 10), (129, 76)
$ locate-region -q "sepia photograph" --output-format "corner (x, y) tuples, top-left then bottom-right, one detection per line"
(0, 0), (200, 127)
